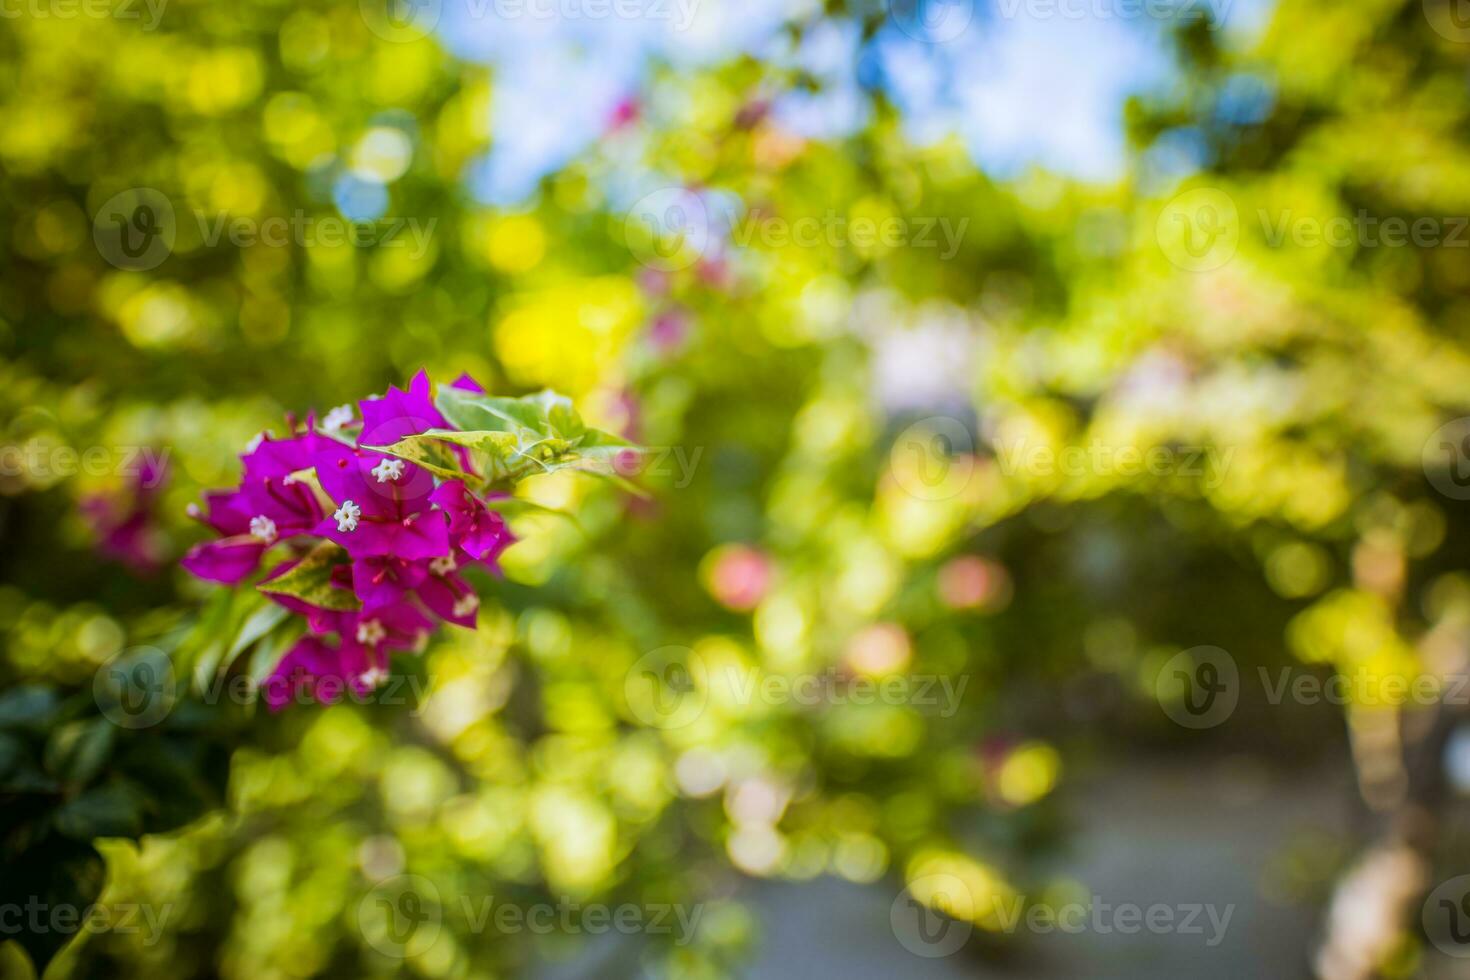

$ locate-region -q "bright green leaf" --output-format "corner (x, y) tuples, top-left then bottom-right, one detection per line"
(257, 541), (360, 612)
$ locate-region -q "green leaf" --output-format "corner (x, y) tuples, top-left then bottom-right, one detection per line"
(480, 496), (574, 522)
(576, 426), (636, 449)
(524, 389), (583, 439)
(436, 386), (545, 435)
(247, 621), (305, 690)
(53, 781), (146, 839)
(0, 685), (60, 730)
(173, 589), (236, 686)
(0, 732), (23, 781)
(1, 765), (60, 795)
(517, 430), (650, 497)
(257, 541), (360, 612)
(43, 719), (116, 787)
(429, 428), (576, 478)
(375, 428), (559, 487)
(0, 732), (55, 796)
(115, 739), (227, 835)
(189, 589), (261, 690)
(364, 430), (480, 483)
(434, 386), (587, 442)
(413, 427), (530, 456)
(223, 601), (290, 671)
(417, 387), (645, 491)
(571, 466), (651, 498)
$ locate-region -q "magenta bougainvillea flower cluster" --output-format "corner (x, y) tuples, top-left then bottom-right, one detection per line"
(182, 372), (516, 710)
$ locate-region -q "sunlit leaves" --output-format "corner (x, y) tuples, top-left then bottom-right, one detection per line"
(369, 386), (641, 491)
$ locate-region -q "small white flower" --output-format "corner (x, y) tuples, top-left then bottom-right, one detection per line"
(356, 618), (386, 645)
(358, 666), (389, 690)
(249, 515), (278, 544)
(333, 500), (361, 532)
(429, 553), (458, 576)
(371, 458), (405, 483)
(322, 404), (354, 432)
(452, 593), (480, 618)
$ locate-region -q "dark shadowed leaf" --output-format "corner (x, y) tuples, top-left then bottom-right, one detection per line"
(43, 719), (116, 788)
(53, 781), (146, 840)
(0, 686), (60, 731)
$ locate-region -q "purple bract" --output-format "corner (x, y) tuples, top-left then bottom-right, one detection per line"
(183, 372), (514, 710)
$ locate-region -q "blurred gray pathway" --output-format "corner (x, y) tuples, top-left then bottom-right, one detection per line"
(743, 756), (1351, 980)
